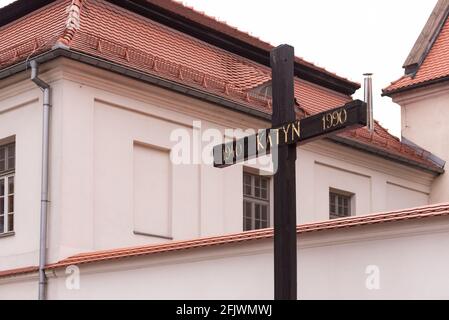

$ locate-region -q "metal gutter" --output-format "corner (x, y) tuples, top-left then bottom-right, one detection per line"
(401, 136), (446, 168)
(29, 60), (51, 300)
(0, 48), (271, 121)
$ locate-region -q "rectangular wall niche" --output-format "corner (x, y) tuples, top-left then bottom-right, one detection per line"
(133, 142), (171, 238)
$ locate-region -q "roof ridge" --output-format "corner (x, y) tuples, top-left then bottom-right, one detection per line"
(403, 0), (449, 74)
(170, 0), (275, 47)
(143, 0), (359, 88)
(384, 1), (449, 95)
(373, 120), (400, 142)
(57, 0), (83, 47)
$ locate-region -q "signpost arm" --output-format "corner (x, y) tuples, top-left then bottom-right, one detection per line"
(271, 45), (297, 300)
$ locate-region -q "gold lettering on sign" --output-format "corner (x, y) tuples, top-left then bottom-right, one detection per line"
(224, 144), (234, 162)
(322, 109), (348, 131)
(282, 124), (291, 143)
(257, 132), (265, 152)
(291, 121), (300, 141)
(235, 142), (244, 158)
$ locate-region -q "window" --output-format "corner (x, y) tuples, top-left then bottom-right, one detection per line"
(329, 189), (352, 219)
(0, 143), (15, 234)
(243, 172), (270, 231)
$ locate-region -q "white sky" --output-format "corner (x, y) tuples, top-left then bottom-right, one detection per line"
(0, 0), (439, 137)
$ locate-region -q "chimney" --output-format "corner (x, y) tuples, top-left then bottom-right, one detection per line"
(364, 73), (374, 132)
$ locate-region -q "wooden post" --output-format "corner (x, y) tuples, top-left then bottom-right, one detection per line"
(270, 45), (297, 300)
(213, 44), (366, 300)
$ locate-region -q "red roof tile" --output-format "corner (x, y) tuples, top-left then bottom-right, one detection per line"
(0, 0), (443, 173)
(338, 121), (440, 169)
(42, 203), (449, 270)
(294, 78), (352, 115)
(1, 203), (448, 278)
(0, 0), (66, 68)
(138, 0), (359, 88)
(384, 14), (449, 94)
(0, 265), (38, 278)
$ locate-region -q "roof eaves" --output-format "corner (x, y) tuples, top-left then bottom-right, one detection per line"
(42, 202), (449, 271)
(2, 201), (449, 278)
(382, 74), (449, 96)
(328, 135), (445, 175)
(0, 266), (38, 279)
(0, 47), (272, 122)
(1, 48), (441, 175)
(401, 136), (446, 169)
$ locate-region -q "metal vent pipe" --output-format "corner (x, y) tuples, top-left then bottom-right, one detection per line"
(364, 73), (374, 132)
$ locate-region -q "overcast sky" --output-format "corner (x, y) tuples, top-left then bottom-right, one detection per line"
(0, 0), (439, 137)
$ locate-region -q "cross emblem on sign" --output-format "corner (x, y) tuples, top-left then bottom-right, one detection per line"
(213, 45), (368, 300)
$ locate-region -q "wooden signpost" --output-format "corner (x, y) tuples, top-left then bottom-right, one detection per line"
(213, 45), (368, 300)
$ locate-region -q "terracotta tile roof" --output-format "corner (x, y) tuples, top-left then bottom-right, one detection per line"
(0, 0), (443, 173)
(136, 0), (359, 88)
(0, 0), (67, 68)
(1, 203), (448, 278)
(0, 265), (38, 278)
(337, 121), (442, 170)
(40, 202), (449, 270)
(384, 13), (449, 95)
(76, 2), (271, 90)
(295, 78), (351, 115)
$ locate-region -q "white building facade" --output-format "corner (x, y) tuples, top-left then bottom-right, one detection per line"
(0, 0), (447, 299)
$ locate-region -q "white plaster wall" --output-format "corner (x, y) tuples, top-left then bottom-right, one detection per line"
(25, 216), (449, 300)
(313, 161), (371, 220)
(0, 74), (48, 270)
(393, 83), (449, 204)
(0, 277), (37, 300)
(297, 140), (432, 223)
(133, 143), (171, 238)
(92, 99), (202, 248)
(386, 182), (429, 211)
(0, 59), (436, 274)
(299, 217), (449, 300)
(0, 59), (433, 297)
(42, 61), (255, 260)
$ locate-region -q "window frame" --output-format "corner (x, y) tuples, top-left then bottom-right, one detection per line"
(243, 172), (271, 231)
(0, 142), (15, 235)
(329, 188), (353, 220)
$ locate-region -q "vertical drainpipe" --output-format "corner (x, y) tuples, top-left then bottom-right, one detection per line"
(30, 60), (51, 300)
(364, 73), (374, 132)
